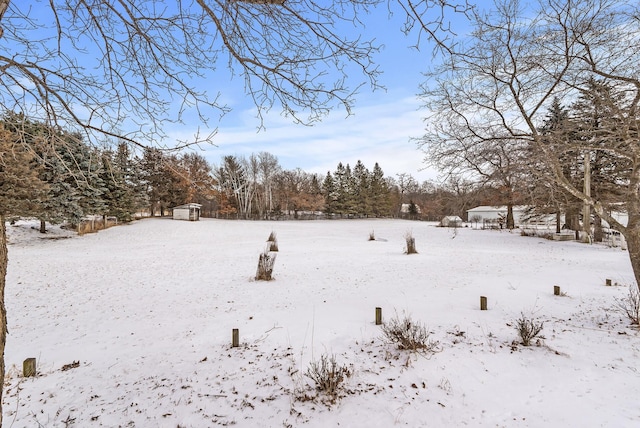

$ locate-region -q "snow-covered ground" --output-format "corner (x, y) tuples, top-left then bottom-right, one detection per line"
(3, 218), (639, 427)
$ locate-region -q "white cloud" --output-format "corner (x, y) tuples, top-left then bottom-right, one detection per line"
(193, 93), (439, 182)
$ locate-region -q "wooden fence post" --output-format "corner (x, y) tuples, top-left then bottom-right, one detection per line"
(480, 296), (488, 311)
(375, 307), (382, 325)
(605, 279), (612, 286)
(554, 285), (561, 296)
(232, 328), (239, 347)
(23, 358), (36, 377)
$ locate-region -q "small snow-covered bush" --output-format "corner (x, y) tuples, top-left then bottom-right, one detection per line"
(381, 312), (438, 352)
(255, 249), (277, 281)
(615, 285), (640, 325)
(515, 314), (544, 346)
(305, 354), (350, 403)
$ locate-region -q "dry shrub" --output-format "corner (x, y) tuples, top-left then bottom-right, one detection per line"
(255, 250), (277, 281)
(404, 231), (417, 254)
(381, 312), (438, 352)
(515, 314), (544, 346)
(615, 285), (640, 325)
(305, 354), (350, 403)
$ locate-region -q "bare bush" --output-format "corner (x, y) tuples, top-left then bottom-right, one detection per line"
(515, 314), (544, 346)
(404, 231), (417, 254)
(615, 285), (640, 325)
(305, 354), (350, 403)
(255, 250), (277, 281)
(381, 312), (438, 352)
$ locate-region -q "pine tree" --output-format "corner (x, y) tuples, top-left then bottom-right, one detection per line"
(0, 125), (49, 218)
(353, 160), (371, 216)
(100, 143), (140, 222)
(139, 148), (170, 216)
(11, 119), (102, 231)
(571, 79), (628, 241)
(322, 171), (337, 216)
(369, 162), (391, 217)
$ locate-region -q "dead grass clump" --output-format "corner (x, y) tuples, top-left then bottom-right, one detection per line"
(381, 312), (438, 352)
(515, 314), (545, 346)
(615, 285), (640, 325)
(305, 354), (350, 403)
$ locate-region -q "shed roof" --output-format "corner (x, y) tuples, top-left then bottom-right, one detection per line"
(442, 215), (462, 221)
(173, 203), (203, 209)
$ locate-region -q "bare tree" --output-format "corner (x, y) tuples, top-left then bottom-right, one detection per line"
(415, 0), (640, 288)
(422, 127), (527, 229)
(257, 151), (281, 219)
(394, 172), (419, 215)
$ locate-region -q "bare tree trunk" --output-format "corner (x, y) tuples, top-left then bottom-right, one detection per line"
(556, 211), (561, 234)
(506, 204), (515, 230)
(624, 220), (640, 293)
(593, 215), (603, 243)
(565, 206), (580, 231)
(0, 0), (10, 39)
(0, 215), (8, 426)
(40, 219), (46, 234)
(583, 152), (591, 240)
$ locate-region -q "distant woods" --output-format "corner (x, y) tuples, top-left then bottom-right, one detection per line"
(2, 113), (507, 224)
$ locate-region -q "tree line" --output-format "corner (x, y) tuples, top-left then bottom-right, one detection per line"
(4, 113), (501, 225)
(11, 103), (625, 231)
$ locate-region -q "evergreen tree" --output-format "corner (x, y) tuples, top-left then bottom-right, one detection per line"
(139, 148), (173, 216)
(100, 143), (140, 222)
(369, 163), (391, 217)
(353, 160), (371, 216)
(322, 171), (337, 216)
(0, 125), (49, 219)
(344, 163), (357, 216)
(534, 97), (581, 232)
(20, 122), (104, 230)
(75, 143), (108, 220)
(571, 79), (628, 241)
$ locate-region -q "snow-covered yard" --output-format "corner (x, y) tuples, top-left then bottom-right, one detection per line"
(3, 218), (639, 427)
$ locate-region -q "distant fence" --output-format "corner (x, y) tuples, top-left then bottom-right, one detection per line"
(77, 216), (119, 235)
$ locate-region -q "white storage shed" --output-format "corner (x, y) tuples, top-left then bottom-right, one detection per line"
(172, 203), (202, 221)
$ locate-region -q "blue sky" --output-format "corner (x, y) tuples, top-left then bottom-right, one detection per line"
(14, 1), (465, 182)
(183, 4), (443, 182)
